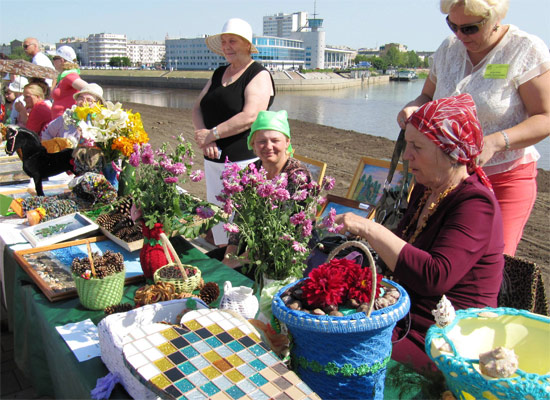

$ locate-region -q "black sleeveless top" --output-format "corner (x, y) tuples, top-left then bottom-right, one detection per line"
(200, 61), (275, 163)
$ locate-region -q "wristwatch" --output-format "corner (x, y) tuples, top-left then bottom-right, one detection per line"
(212, 126), (221, 140)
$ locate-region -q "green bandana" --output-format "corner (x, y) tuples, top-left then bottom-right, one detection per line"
(248, 110), (293, 155)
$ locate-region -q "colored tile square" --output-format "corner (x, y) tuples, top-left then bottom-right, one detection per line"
(160, 328), (179, 340)
(236, 363), (255, 377)
(260, 367), (277, 381)
(138, 364), (161, 381)
(183, 332), (201, 343)
(226, 385), (246, 399)
(273, 376), (292, 391)
(196, 327), (213, 339)
(211, 392), (233, 400)
(201, 365), (221, 380)
(154, 357), (174, 372)
(151, 373), (172, 389)
(187, 371), (208, 386)
(226, 369), (245, 383)
(168, 351), (187, 365)
(178, 361), (197, 375)
(205, 336), (223, 348)
(271, 363), (289, 375)
(227, 341), (245, 352)
(216, 346), (233, 357)
(183, 319), (202, 331)
(127, 353), (148, 369)
(143, 347), (164, 362)
(228, 327), (245, 339)
(284, 385), (306, 400)
(164, 366), (184, 382)
(174, 378), (194, 394)
(213, 358), (232, 372)
(249, 344), (266, 356)
(174, 326), (188, 335)
(196, 315), (213, 326)
(206, 323), (224, 335)
(249, 373), (268, 386)
(217, 332), (233, 343)
(273, 392), (292, 400)
(260, 382), (279, 397)
(158, 342), (178, 356)
(213, 375), (233, 391)
(190, 355), (209, 370)
(259, 341), (271, 351)
(204, 350), (222, 363)
(249, 333), (262, 343)
(249, 359), (266, 371)
(226, 354), (244, 367)
(191, 341), (210, 354)
(248, 389), (269, 400)
(171, 336), (189, 349)
(236, 378), (255, 393)
(237, 349), (255, 363)
(201, 381), (221, 396)
(238, 336), (255, 348)
(182, 346), (199, 358)
(164, 384), (182, 398)
(185, 389), (207, 400)
(218, 318), (235, 331)
(260, 353), (280, 367)
(296, 382), (313, 395)
(148, 332), (168, 346)
(284, 371), (301, 385)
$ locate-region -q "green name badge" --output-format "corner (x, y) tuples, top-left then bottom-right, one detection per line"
(484, 64), (509, 79)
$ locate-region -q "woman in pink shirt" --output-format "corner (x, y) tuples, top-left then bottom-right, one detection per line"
(49, 46), (87, 119)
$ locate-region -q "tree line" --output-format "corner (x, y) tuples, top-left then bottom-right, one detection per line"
(355, 47), (430, 70)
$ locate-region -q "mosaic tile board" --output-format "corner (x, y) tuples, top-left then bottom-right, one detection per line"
(122, 309), (320, 400)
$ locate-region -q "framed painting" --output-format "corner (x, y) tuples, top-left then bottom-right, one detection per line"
(317, 194), (374, 220)
(13, 236), (145, 302)
(346, 157), (413, 205)
(21, 212), (99, 247)
(294, 154), (327, 184)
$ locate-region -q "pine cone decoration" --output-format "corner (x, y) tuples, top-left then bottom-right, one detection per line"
(199, 282), (220, 305)
(110, 216), (135, 234)
(104, 303), (134, 315)
(115, 196), (133, 215)
(97, 213), (127, 231)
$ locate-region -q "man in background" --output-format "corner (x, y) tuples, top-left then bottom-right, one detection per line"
(23, 37), (55, 87)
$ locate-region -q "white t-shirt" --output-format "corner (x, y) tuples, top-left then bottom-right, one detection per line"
(32, 52), (55, 87)
(430, 25), (550, 175)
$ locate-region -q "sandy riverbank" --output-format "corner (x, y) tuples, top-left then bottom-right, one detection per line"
(125, 101), (549, 291)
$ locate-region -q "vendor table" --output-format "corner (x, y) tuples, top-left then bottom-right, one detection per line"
(3, 235), (427, 399)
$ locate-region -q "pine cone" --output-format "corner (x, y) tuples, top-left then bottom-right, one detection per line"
(115, 196), (133, 215)
(104, 303), (134, 315)
(97, 213), (127, 231)
(199, 282), (220, 305)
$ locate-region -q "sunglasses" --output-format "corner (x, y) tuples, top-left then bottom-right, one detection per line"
(446, 15), (488, 35)
(23, 44), (34, 49)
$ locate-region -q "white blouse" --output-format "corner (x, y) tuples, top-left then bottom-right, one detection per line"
(430, 25), (550, 175)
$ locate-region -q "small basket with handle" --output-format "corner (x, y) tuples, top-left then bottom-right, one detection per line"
(153, 232), (201, 293)
(73, 240), (125, 310)
(272, 240), (410, 400)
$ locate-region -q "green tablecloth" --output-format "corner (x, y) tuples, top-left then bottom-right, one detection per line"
(4, 236), (428, 399)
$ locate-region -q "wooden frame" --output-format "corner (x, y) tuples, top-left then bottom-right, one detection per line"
(294, 154), (327, 184)
(317, 194), (374, 220)
(346, 157), (412, 205)
(21, 212), (99, 247)
(13, 236), (145, 302)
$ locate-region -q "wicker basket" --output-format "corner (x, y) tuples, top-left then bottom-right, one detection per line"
(153, 232), (201, 293)
(73, 269), (125, 310)
(272, 241), (410, 400)
(426, 307), (550, 400)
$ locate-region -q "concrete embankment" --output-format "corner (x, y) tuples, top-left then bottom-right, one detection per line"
(80, 72), (389, 91)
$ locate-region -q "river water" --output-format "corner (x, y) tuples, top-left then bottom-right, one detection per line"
(103, 80), (549, 170)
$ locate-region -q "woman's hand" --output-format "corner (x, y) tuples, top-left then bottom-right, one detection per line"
(194, 128), (213, 148)
(202, 142), (220, 159)
(397, 106), (419, 129)
(477, 133), (501, 166)
(334, 212), (369, 238)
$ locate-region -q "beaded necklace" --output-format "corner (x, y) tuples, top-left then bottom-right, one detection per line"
(402, 185), (457, 244)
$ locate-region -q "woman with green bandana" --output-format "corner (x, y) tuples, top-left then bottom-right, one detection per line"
(49, 45), (87, 119)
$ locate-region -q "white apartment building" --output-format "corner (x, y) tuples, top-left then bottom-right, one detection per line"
(127, 41), (165, 67)
(263, 12), (308, 37)
(87, 33), (127, 66)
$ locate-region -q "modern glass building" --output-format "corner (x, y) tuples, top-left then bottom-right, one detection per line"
(252, 36), (305, 70)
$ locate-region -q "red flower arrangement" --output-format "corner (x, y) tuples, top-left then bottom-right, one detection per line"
(301, 258), (383, 308)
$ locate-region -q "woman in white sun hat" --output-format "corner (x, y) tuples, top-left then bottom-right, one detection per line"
(193, 17), (276, 247)
(49, 45), (87, 119)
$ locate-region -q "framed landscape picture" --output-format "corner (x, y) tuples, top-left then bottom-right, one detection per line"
(13, 236), (145, 302)
(293, 154), (327, 184)
(21, 212), (99, 247)
(317, 194), (374, 220)
(346, 157), (412, 205)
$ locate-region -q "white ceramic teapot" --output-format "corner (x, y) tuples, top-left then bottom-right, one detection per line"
(219, 281), (259, 319)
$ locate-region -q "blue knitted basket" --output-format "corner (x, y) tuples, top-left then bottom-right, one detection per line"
(425, 307), (550, 400)
(272, 277), (410, 400)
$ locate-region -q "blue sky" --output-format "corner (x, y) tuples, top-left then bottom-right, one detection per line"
(1, 0), (548, 51)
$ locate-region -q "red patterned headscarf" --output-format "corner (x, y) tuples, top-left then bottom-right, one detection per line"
(408, 93), (492, 190)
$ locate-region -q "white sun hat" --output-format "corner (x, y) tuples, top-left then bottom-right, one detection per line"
(48, 45), (77, 62)
(8, 76), (29, 93)
(205, 18), (258, 57)
(73, 83), (105, 104)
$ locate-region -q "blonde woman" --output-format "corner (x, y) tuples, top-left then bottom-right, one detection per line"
(22, 82), (52, 135)
(49, 45), (87, 119)
(397, 0), (550, 256)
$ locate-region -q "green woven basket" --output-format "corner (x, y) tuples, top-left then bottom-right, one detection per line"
(73, 269), (125, 310)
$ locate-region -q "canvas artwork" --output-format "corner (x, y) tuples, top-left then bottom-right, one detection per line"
(318, 194), (373, 220)
(293, 154), (327, 184)
(21, 212), (98, 247)
(346, 157), (411, 205)
(14, 236), (144, 301)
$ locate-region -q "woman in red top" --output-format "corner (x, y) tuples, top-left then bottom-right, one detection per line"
(23, 83), (52, 136)
(49, 46), (87, 119)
